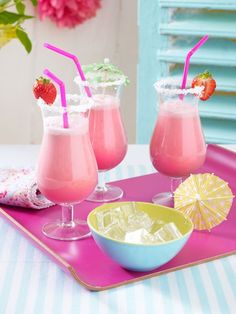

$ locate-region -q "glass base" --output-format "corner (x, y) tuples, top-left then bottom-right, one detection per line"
(152, 192), (174, 208)
(42, 219), (91, 241)
(87, 184), (123, 202)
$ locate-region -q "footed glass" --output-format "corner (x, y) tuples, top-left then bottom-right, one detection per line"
(150, 78), (206, 206)
(37, 95), (98, 240)
(75, 79), (128, 202)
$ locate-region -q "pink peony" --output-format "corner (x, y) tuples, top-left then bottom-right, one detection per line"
(38, 0), (102, 28)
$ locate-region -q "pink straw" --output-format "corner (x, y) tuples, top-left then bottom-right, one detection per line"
(44, 69), (69, 129)
(44, 43), (92, 98)
(181, 35), (209, 90)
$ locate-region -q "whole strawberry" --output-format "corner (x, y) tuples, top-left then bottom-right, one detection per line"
(192, 71), (216, 101)
(33, 77), (57, 105)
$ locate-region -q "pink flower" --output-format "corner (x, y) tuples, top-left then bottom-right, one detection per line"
(38, 0), (101, 28)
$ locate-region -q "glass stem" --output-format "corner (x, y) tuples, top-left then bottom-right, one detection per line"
(61, 204), (75, 227)
(96, 171), (107, 192)
(170, 177), (183, 195)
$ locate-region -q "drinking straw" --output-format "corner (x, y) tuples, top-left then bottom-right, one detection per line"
(44, 69), (69, 129)
(44, 43), (92, 98)
(181, 35), (209, 90)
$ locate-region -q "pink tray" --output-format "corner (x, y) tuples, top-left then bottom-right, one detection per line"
(0, 144), (236, 291)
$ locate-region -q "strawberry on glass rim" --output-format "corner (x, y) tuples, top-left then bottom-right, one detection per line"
(33, 77), (57, 105)
(192, 71), (216, 101)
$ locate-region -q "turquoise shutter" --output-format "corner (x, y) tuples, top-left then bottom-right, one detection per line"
(138, 0), (236, 144)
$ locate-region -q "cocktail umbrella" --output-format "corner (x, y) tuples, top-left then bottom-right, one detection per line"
(174, 173), (234, 231)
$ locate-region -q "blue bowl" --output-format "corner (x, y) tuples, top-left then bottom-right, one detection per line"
(87, 202), (193, 272)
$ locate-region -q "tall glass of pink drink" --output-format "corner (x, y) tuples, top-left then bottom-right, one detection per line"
(75, 69), (128, 202)
(37, 95), (98, 240)
(150, 78), (206, 206)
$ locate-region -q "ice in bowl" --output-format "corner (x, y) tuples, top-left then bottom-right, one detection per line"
(87, 202), (193, 271)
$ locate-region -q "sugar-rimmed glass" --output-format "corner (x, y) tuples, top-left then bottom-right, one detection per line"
(150, 78), (206, 206)
(75, 77), (128, 202)
(37, 95), (98, 240)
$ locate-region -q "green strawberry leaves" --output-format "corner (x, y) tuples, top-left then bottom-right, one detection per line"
(197, 71), (213, 79)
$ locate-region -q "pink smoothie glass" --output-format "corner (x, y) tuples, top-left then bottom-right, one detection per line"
(37, 95), (98, 240)
(75, 77), (128, 202)
(150, 78), (206, 206)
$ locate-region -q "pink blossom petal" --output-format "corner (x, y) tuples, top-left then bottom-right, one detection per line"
(37, 0), (101, 28)
(50, 0), (64, 9)
(66, 0), (78, 10)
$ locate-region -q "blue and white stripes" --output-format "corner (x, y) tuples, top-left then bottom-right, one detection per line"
(0, 164), (235, 314)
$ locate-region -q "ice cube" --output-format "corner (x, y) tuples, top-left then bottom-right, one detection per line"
(120, 203), (137, 216)
(125, 228), (150, 244)
(110, 206), (129, 231)
(111, 205), (131, 232)
(153, 222), (182, 242)
(125, 228), (164, 244)
(152, 231), (166, 243)
(127, 210), (153, 231)
(164, 222), (182, 239)
(96, 205), (155, 240)
(150, 219), (165, 233)
(141, 231), (158, 244)
(114, 203), (153, 232)
(117, 216), (128, 231)
(96, 210), (117, 232)
(104, 223), (125, 241)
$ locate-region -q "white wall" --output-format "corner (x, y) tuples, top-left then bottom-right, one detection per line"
(0, 0), (137, 144)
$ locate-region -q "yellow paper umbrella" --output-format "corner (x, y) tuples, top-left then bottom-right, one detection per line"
(174, 173), (234, 231)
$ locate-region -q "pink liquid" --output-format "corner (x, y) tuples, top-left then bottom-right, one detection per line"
(37, 117), (97, 204)
(150, 101), (206, 177)
(89, 95), (127, 171)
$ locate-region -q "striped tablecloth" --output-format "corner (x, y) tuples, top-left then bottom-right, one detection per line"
(0, 145), (235, 314)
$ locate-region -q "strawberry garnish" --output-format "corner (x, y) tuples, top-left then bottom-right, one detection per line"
(33, 76), (57, 105)
(192, 71), (216, 101)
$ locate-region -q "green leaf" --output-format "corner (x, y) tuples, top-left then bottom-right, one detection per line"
(14, 1), (26, 15)
(16, 28), (32, 53)
(0, 11), (33, 24)
(30, 0), (38, 6)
